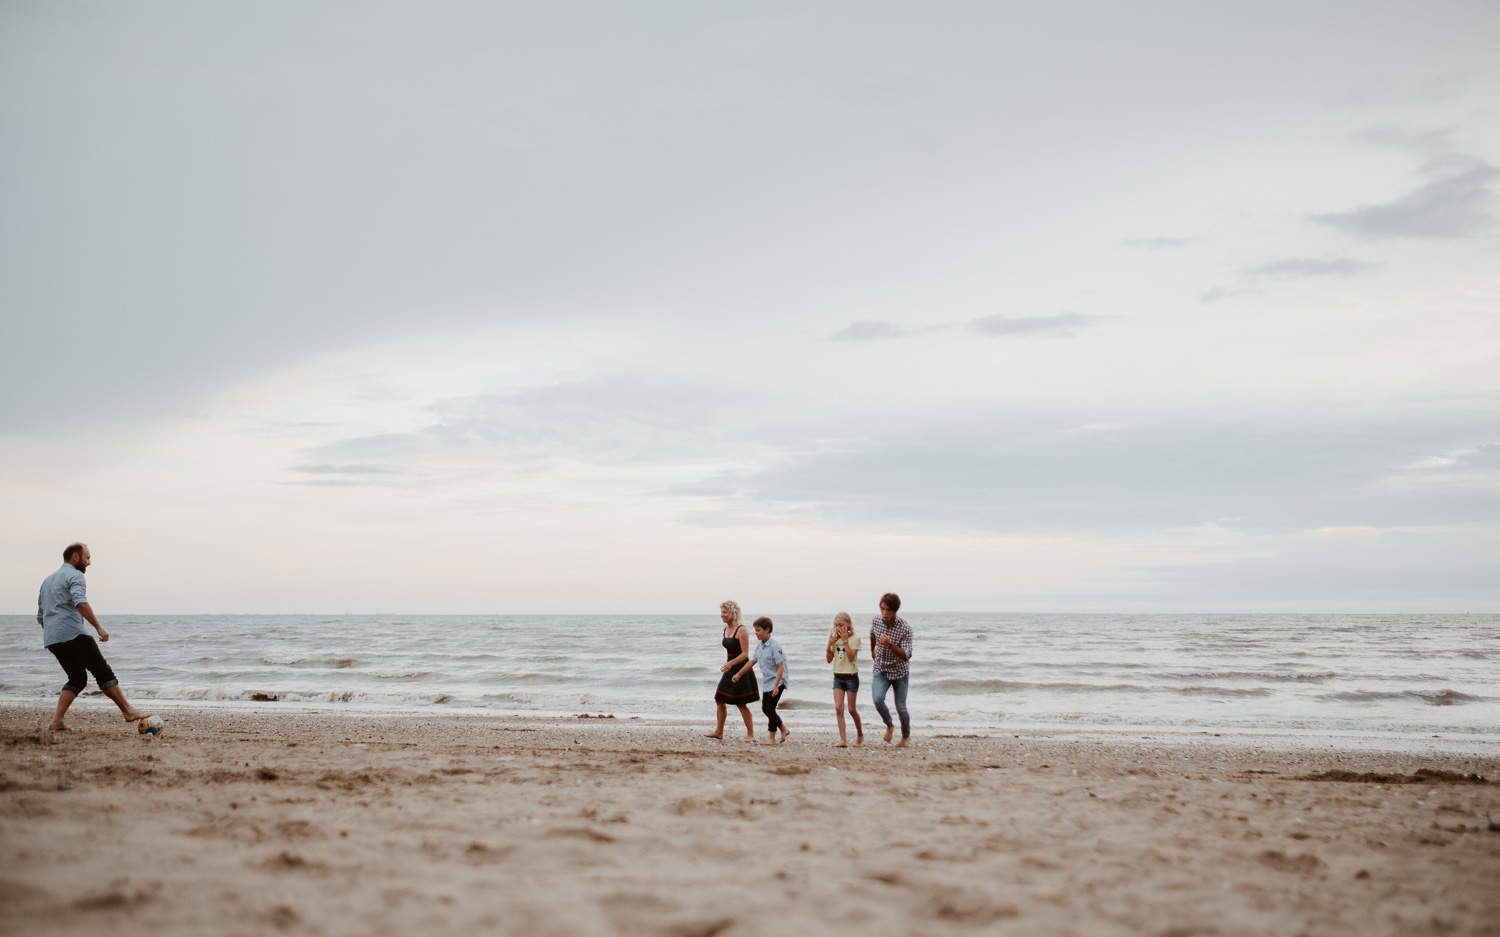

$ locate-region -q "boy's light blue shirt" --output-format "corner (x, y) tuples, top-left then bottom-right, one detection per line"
(753, 637), (788, 691)
(37, 563), (89, 647)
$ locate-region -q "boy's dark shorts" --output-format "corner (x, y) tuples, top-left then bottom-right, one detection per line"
(46, 634), (118, 695)
(833, 673), (860, 692)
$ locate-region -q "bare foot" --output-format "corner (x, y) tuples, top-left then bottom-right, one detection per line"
(739, 736), (756, 744)
(46, 723), (70, 732)
(894, 737), (910, 749)
(883, 724), (894, 744)
(122, 709), (148, 722)
(854, 734), (864, 747)
(760, 737), (778, 746)
(832, 740), (847, 748)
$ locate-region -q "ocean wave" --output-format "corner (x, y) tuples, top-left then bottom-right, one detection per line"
(1319, 688), (1483, 706)
(1159, 670), (1337, 683)
(774, 697), (831, 710)
(129, 685), (471, 706)
(1177, 686), (1274, 697)
(926, 677), (1276, 698)
(478, 692), (533, 704)
(255, 656), (362, 669)
(927, 678), (1140, 694)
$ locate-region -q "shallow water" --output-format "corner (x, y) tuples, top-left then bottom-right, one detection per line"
(3, 613), (1496, 738)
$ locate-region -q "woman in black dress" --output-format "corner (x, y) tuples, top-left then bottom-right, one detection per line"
(705, 600), (759, 742)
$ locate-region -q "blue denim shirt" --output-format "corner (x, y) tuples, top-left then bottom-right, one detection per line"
(753, 637), (788, 692)
(37, 563), (90, 647)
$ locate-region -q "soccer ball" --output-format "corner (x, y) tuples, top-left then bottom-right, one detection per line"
(137, 715), (164, 736)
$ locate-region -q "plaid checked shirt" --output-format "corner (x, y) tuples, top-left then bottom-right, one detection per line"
(869, 616), (913, 680)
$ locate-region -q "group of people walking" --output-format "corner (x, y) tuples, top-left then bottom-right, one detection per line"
(706, 593), (914, 748)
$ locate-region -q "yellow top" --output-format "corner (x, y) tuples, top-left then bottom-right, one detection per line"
(829, 630), (861, 675)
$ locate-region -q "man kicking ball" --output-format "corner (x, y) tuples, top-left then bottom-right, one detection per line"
(37, 542), (151, 732)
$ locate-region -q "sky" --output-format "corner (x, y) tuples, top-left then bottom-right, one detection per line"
(2, 1), (1498, 613)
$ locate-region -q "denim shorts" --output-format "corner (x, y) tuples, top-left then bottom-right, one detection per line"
(832, 673), (859, 692)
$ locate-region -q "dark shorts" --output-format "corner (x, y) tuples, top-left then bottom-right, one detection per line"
(833, 673), (859, 692)
(46, 634), (118, 695)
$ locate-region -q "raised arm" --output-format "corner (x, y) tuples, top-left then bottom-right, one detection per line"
(826, 632), (837, 664)
(877, 628), (909, 661)
(885, 635), (909, 661)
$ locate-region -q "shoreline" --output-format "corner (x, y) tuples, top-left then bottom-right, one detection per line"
(3, 704), (1498, 936)
(5, 698), (1497, 757)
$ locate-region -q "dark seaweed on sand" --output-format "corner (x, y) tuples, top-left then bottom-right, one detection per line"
(1296, 768), (1487, 784)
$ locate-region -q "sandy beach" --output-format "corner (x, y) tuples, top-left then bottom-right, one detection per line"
(2, 704), (1497, 937)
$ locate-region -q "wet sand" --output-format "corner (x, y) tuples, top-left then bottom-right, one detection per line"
(2, 704), (1497, 936)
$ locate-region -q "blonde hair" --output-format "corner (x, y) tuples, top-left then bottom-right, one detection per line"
(831, 611), (852, 635)
(720, 600), (743, 630)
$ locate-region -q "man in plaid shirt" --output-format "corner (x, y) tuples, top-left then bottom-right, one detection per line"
(869, 592), (913, 747)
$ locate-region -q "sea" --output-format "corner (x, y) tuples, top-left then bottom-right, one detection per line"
(3, 613), (1496, 742)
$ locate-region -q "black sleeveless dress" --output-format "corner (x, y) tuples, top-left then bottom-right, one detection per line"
(714, 630), (760, 706)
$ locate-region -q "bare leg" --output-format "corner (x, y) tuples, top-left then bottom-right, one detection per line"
(736, 704), (755, 742)
(705, 702), (728, 738)
(832, 688), (847, 747)
(850, 691), (863, 746)
(48, 690), (78, 732)
(102, 684), (147, 722)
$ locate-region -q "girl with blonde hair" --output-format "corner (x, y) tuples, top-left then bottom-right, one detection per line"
(826, 611), (863, 747)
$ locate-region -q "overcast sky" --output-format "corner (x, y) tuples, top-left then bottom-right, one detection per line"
(3, 2), (1497, 613)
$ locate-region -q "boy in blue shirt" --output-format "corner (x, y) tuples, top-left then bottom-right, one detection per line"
(739, 616), (790, 746)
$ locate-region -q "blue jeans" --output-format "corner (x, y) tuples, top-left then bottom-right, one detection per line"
(871, 672), (909, 738)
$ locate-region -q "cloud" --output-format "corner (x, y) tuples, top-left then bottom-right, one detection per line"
(1122, 236), (1199, 250)
(832, 315), (1102, 341)
(1392, 442), (1500, 486)
(969, 314), (1100, 338)
(1202, 257), (1377, 302)
(1344, 74), (1473, 109)
(830, 320), (915, 341)
(1244, 258), (1380, 279)
(293, 464), (395, 476)
(1313, 157), (1498, 239)
(1349, 126), (1458, 153)
(1410, 72), (1471, 103)
(1198, 286), (1259, 304)
(286, 374), (741, 487)
(672, 418), (1500, 537)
